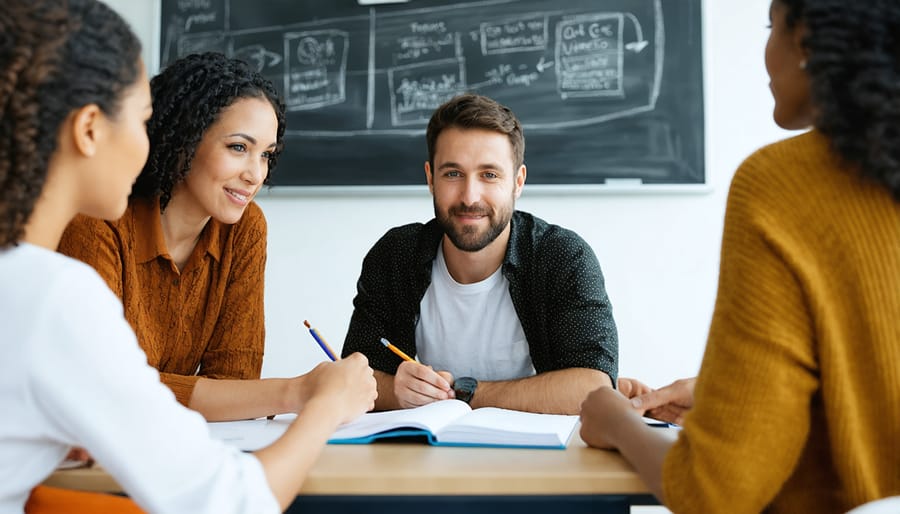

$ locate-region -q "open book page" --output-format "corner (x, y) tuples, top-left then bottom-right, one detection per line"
(208, 415), (296, 451)
(208, 401), (580, 450)
(207, 401), (474, 450)
(434, 407), (579, 447)
(330, 399), (472, 440)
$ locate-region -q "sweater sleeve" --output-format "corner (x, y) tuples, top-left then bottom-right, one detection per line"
(198, 203), (267, 382)
(662, 154), (820, 513)
(158, 373), (202, 407)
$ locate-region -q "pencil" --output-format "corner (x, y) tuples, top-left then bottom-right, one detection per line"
(304, 320), (339, 361)
(379, 337), (415, 362)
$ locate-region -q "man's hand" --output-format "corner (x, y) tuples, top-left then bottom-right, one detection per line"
(630, 377), (696, 425)
(392, 360), (455, 408)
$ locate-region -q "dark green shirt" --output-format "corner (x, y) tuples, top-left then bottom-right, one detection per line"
(342, 211), (618, 382)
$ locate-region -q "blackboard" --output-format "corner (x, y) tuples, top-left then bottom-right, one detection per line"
(159, 0), (704, 187)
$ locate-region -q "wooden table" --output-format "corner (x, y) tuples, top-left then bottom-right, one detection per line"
(45, 434), (659, 513)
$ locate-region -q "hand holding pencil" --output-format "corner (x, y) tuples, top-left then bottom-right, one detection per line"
(381, 337), (455, 408)
(379, 337), (414, 362)
(301, 320), (377, 421)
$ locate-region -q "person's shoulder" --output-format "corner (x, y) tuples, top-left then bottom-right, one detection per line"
(373, 220), (433, 249)
(515, 210), (591, 251)
(733, 130), (835, 191)
(2, 244), (112, 304)
(60, 211), (122, 241)
(59, 201), (150, 264)
(730, 131), (866, 221)
(243, 200), (266, 223)
(226, 201), (268, 248)
(3, 244), (63, 280)
(363, 220), (436, 268)
(236, 201), (267, 230)
(384, 220), (430, 238)
(2, 246), (122, 387)
(510, 211), (600, 274)
(63, 199), (141, 243)
(65, 212), (110, 231)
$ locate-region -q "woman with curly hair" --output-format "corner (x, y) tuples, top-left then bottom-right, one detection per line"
(58, 52), (299, 422)
(580, 0), (900, 512)
(0, 1), (376, 512)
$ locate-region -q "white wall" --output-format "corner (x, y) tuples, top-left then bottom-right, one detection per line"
(106, 0), (790, 387)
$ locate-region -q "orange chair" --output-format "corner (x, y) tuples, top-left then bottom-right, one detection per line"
(25, 485), (145, 514)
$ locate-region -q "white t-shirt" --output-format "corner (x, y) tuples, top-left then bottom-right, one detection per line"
(0, 243), (278, 514)
(415, 243), (535, 381)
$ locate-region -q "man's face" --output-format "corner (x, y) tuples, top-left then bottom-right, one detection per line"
(426, 126), (525, 252)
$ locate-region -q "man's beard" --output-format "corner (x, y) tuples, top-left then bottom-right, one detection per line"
(435, 200), (513, 252)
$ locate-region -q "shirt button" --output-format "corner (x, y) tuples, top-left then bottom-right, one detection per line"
(173, 278), (180, 286)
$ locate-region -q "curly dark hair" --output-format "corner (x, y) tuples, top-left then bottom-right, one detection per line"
(426, 93), (525, 171)
(779, 0), (900, 199)
(132, 52), (286, 209)
(0, 0), (141, 248)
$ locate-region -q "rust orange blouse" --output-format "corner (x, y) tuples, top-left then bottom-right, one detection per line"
(58, 197), (267, 406)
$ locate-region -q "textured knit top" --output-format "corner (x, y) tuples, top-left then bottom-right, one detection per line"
(663, 131), (900, 513)
(58, 197), (267, 406)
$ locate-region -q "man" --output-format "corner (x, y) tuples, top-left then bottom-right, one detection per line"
(342, 93), (618, 414)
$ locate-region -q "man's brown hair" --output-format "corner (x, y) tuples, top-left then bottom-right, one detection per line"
(425, 93), (525, 171)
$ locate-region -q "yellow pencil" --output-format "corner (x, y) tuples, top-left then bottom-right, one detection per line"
(379, 337), (414, 362)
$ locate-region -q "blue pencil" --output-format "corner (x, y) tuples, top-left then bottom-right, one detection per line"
(303, 320), (338, 361)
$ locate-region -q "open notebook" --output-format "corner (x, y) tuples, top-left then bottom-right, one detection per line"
(328, 399), (579, 448)
(208, 400), (579, 450)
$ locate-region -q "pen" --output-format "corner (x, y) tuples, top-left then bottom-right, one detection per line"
(379, 337), (415, 362)
(304, 320), (339, 361)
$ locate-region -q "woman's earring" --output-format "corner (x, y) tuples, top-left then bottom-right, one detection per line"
(799, 59), (807, 70)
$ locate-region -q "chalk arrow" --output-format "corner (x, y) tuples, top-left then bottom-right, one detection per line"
(625, 41), (649, 52)
(536, 57), (554, 73)
(233, 45), (282, 72)
(624, 13), (649, 53)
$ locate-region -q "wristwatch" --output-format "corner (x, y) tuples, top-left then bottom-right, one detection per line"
(453, 376), (478, 404)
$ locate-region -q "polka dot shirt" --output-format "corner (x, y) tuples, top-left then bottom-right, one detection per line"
(342, 210), (618, 383)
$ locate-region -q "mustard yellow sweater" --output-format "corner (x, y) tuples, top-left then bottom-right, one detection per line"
(663, 131), (900, 513)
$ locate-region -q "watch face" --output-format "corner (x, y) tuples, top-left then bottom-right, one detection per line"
(454, 376), (477, 403)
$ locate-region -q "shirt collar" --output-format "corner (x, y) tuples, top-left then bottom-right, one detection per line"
(503, 211), (524, 270)
(419, 211), (525, 270)
(132, 197), (223, 264)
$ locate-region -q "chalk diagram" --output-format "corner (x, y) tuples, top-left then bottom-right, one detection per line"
(161, 0), (665, 136)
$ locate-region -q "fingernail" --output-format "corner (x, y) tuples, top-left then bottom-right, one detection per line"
(631, 398), (642, 408)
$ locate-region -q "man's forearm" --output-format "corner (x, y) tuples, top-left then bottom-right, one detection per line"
(472, 368), (612, 414)
(373, 370), (402, 411)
